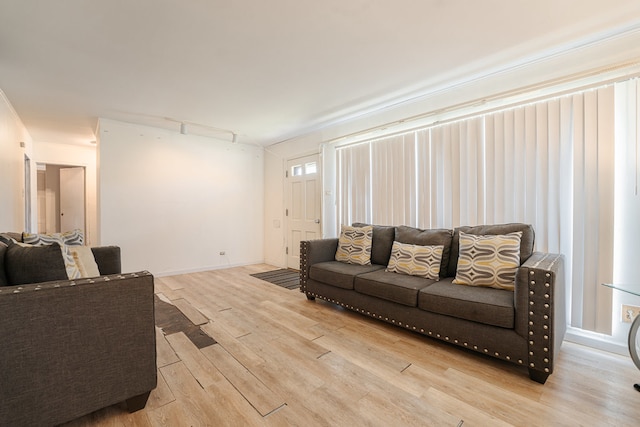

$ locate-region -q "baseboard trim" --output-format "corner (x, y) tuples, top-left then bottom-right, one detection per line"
(153, 260), (265, 278)
(564, 326), (629, 357)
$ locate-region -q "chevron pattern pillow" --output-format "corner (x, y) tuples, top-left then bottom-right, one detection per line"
(23, 229), (84, 246)
(386, 241), (443, 279)
(453, 231), (522, 290)
(335, 225), (373, 265)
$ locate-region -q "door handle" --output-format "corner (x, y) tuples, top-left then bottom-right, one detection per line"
(315, 219), (320, 224)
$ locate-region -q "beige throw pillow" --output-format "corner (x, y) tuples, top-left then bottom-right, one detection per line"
(335, 225), (373, 265)
(453, 231), (522, 290)
(68, 246), (101, 278)
(386, 241), (443, 279)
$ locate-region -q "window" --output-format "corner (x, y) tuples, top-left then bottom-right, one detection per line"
(291, 162), (317, 176)
(305, 162), (317, 174)
(336, 84), (617, 335)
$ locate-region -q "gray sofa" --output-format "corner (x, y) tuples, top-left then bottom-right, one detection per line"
(0, 233), (157, 426)
(300, 223), (566, 384)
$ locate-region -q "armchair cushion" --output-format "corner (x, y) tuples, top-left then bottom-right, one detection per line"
(4, 241), (67, 286)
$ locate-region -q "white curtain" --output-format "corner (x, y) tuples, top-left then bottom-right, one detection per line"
(337, 142), (371, 226)
(335, 85), (616, 333)
(370, 134), (417, 226)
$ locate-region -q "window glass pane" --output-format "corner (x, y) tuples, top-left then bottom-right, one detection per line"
(292, 165), (303, 176)
(305, 162), (317, 175)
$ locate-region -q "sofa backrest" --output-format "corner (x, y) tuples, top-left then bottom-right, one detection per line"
(447, 223), (535, 277)
(350, 222), (535, 278)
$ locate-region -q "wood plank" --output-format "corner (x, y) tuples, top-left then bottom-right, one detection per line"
(155, 327), (180, 368)
(201, 321), (267, 370)
(201, 343), (286, 416)
(172, 298), (209, 326)
(145, 368), (175, 410)
(165, 332), (224, 388)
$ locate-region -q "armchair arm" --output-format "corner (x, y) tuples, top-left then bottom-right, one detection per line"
(0, 272), (157, 426)
(515, 252), (566, 383)
(299, 238), (338, 293)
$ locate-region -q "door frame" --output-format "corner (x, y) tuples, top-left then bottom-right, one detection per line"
(284, 153), (322, 269)
(36, 163), (87, 236)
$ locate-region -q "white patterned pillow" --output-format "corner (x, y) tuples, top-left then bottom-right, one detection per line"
(453, 231), (522, 290)
(23, 229), (84, 246)
(335, 225), (373, 265)
(386, 241), (443, 279)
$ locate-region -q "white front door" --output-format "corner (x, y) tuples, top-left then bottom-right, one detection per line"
(286, 154), (321, 269)
(59, 167), (86, 234)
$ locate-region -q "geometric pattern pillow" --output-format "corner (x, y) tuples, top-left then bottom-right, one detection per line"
(23, 229), (84, 246)
(452, 231), (522, 290)
(386, 241), (443, 279)
(335, 225), (373, 265)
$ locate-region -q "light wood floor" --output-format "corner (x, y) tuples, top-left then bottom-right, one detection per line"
(64, 264), (638, 426)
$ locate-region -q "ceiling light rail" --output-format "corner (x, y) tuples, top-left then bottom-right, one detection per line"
(166, 117), (238, 143)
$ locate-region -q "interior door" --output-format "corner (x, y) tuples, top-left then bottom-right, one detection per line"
(286, 154), (321, 269)
(59, 167), (86, 234)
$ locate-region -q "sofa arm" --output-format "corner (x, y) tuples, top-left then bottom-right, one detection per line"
(515, 252), (566, 383)
(91, 245), (122, 275)
(0, 272), (157, 426)
(300, 238), (339, 294)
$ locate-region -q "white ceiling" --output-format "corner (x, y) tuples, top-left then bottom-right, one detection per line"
(1, 1), (640, 146)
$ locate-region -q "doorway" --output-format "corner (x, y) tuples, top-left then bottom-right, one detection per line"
(36, 164), (86, 235)
(285, 154), (321, 269)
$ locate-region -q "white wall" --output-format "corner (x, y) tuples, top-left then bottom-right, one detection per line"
(32, 142), (98, 245)
(0, 90), (33, 232)
(98, 119), (264, 276)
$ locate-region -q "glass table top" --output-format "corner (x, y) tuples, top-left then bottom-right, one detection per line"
(602, 283), (640, 298)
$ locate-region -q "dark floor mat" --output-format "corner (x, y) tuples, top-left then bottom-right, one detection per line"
(250, 268), (300, 290)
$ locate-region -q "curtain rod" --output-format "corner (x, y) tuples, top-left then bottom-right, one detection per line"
(328, 59), (640, 149)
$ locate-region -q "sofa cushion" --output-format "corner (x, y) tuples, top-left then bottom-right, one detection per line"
(452, 232), (522, 290)
(4, 241), (68, 285)
(395, 226), (453, 277)
(418, 278), (515, 328)
(448, 223), (534, 277)
(386, 241), (443, 280)
(310, 261), (384, 290)
(352, 223), (395, 266)
(335, 225), (373, 265)
(355, 269), (436, 307)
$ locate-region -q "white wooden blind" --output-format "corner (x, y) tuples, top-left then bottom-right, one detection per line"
(336, 85), (615, 333)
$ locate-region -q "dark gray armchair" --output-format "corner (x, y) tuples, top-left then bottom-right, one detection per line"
(0, 242), (157, 426)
